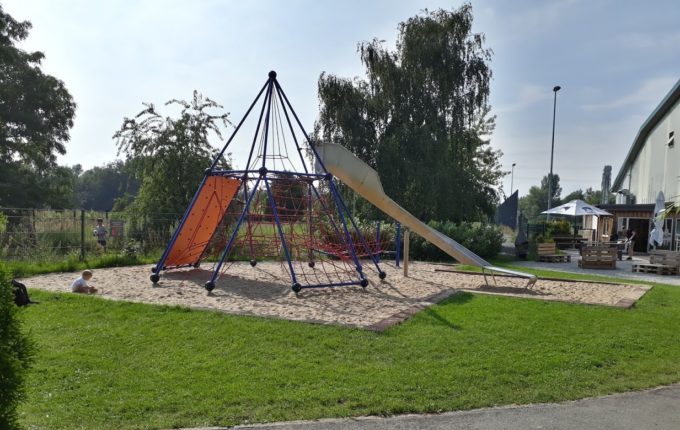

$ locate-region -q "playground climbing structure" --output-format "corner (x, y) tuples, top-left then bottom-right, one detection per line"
(151, 71), (385, 292)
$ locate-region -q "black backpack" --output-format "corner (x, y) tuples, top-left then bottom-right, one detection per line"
(11, 280), (37, 306)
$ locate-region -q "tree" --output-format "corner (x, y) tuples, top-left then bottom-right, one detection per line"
(562, 189), (585, 203)
(0, 162), (79, 208)
(315, 5), (502, 222)
(518, 174), (561, 220)
(114, 91), (232, 217)
(75, 161), (139, 211)
(0, 6), (76, 170)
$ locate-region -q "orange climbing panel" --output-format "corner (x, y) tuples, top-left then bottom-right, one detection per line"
(164, 176), (241, 268)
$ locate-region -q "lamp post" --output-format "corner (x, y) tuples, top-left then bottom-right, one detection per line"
(510, 163), (516, 195)
(547, 85), (561, 221)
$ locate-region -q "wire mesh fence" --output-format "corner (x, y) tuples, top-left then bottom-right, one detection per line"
(0, 208), (183, 261)
(0, 207), (399, 265)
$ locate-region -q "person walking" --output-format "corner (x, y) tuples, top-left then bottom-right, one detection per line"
(626, 228), (637, 260)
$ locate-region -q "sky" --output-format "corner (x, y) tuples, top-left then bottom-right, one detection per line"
(5, 0), (680, 198)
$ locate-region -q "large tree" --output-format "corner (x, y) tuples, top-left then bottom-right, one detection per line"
(0, 6), (76, 169)
(75, 161), (139, 211)
(315, 5), (502, 222)
(518, 174), (561, 221)
(114, 91), (231, 217)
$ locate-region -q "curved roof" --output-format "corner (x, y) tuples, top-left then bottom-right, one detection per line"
(612, 78), (680, 190)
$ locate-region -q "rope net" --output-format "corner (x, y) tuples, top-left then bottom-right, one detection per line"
(203, 175), (382, 287)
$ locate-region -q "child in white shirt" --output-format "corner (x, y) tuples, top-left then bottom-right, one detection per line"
(71, 270), (98, 294)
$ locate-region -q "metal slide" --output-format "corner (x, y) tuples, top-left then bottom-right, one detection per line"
(317, 143), (537, 286)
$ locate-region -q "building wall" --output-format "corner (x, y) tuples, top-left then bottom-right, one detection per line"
(624, 101), (680, 204)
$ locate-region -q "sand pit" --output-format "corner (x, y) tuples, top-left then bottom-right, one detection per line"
(22, 261), (651, 329)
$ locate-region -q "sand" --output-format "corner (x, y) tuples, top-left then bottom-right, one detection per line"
(21, 261), (651, 329)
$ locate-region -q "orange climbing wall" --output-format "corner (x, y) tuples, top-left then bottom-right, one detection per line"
(164, 176), (241, 268)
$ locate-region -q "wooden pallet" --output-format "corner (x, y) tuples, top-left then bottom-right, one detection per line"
(632, 263), (678, 275)
(538, 254), (571, 263)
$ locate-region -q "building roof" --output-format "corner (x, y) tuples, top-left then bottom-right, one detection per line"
(612, 78), (680, 190)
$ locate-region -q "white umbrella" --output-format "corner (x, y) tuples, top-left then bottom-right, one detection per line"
(541, 199), (612, 217)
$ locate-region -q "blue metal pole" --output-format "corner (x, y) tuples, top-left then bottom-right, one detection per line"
(260, 80), (274, 169)
(244, 81), (272, 172)
(263, 177), (298, 285)
(328, 179), (365, 279)
(375, 221), (381, 263)
(210, 80), (268, 170)
(274, 83), (310, 173)
(206, 176), (262, 289)
(274, 81), (331, 174)
(153, 174), (209, 274)
(332, 182), (383, 271)
(395, 222), (401, 267)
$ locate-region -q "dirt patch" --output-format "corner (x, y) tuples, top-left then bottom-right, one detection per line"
(21, 261), (651, 329)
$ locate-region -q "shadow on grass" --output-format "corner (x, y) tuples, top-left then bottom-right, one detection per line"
(418, 292), (475, 330)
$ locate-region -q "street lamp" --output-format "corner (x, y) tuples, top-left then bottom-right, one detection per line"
(547, 85), (561, 221)
(510, 163), (516, 195)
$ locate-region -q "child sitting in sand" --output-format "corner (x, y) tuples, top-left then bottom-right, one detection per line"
(71, 270), (98, 294)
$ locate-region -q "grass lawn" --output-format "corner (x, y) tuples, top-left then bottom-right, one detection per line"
(17, 268), (680, 430)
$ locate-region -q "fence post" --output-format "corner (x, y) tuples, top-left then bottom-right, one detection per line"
(80, 209), (85, 261)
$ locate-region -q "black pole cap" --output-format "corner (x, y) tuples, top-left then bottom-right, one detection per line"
(269, 70), (277, 79)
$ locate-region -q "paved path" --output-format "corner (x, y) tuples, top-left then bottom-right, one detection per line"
(512, 251), (680, 286)
(181, 384), (679, 430)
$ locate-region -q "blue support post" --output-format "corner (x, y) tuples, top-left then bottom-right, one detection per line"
(206, 176), (262, 289)
(375, 221), (381, 263)
(395, 222), (401, 267)
(263, 177), (298, 286)
(328, 179), (365, 281)
(332, 183), (383, 272)
(153, 173), (209, 276)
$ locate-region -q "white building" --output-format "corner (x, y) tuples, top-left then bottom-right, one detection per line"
(613, 79), (680, 204)
(604, 78), (680, 251)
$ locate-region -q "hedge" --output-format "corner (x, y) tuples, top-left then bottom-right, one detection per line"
(0, 262), (34, 429)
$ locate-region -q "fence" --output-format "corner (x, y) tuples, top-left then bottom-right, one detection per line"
(0, 208), (182, 261)
(0, 207), (400, 264)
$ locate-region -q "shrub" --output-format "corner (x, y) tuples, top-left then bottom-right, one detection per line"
(407, 221), (503, 261)
(548, 219), (572, 236)
(0, 261), (34, 429)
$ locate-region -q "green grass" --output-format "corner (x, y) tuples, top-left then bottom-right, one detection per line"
(18, 281), (680, 430)
(7, 254), (158, 278)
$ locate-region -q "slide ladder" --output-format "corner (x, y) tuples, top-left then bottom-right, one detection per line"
(317, 143), (537, 287)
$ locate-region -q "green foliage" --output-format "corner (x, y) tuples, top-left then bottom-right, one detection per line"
(0, 212), (6, 233)
(316, 5), (502, 222)
(114, 92), (232, 220)
(5, 253), (157, 279)
(0, 261), (34, 429)
(548, 219), (572, 236)
(518, 174), (561, 221)
(75, 161), (139, 210)
(408, 221), (503, 260)
(16, 283), (680, 429)
(0, 162), (80, 208)
(0, 6), (76, 171)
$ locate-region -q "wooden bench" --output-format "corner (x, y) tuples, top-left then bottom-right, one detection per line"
(552, 235), (587, 250)
(537, 242), (571, 263)
(578, 246), (616, 269)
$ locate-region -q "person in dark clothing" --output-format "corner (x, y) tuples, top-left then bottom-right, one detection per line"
(625, 229), (636, 260)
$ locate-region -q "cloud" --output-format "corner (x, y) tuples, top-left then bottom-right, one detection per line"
(581, 77), (678, 111)
(495, 84), (552, 114)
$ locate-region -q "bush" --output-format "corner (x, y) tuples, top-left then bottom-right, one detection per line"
(407, 221), (503, 261)
(548, 219), (572, 236)
(0, 261), (34, 429)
